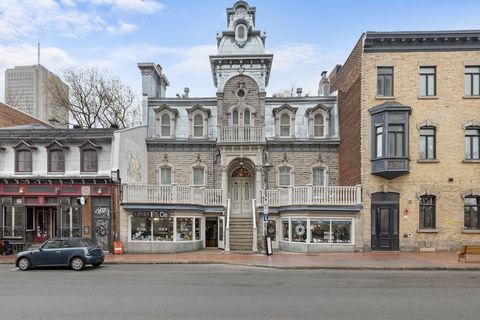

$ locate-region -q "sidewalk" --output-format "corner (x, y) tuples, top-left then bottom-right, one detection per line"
(2, 249), (480, 270)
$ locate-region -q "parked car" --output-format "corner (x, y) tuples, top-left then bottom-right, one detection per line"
(16, 238), (104, 271)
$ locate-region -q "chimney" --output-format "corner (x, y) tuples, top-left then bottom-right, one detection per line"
(184, 87), (190, 98)
(110, 124), (119, 129)
(296, 88), (302, 97)
(319, 71), (330, 96)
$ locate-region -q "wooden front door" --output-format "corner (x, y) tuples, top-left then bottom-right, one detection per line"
(230, 177), (252, 215)
(371, 204), (399, 251)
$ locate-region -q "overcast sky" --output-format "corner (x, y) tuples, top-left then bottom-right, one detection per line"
(1, 0), (480, 101)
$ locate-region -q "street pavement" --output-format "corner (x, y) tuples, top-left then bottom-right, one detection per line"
(2, 249), (480, 270)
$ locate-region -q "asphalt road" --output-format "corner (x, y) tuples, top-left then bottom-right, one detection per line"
(1, 264), (480, 320)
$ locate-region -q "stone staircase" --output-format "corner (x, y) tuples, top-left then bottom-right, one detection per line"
(229, 217), (253, 251)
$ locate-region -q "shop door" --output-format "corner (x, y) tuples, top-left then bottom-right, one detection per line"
(230, 178), (252, 215)
(35, 208), (54, 242)
(91, 197), (111, 252)
(372, 205), (399, 250)
(218, 216), (225, 249)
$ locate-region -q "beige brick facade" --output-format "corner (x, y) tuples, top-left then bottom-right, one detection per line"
(335, 32), (480, 251)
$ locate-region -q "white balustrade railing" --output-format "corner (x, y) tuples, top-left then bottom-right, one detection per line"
(261, 185), (362, 207)
(218, 126), (264, 143)
(123, 185), (224, 206)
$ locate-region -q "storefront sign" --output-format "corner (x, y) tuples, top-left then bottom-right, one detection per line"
(263, 206), (269, 221)
(132, 210), (169, 218)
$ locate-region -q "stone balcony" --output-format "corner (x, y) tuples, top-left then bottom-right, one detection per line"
(260, 185), (362, 207)
(218, 126), (265, 143)
(122, 185), (224, 206)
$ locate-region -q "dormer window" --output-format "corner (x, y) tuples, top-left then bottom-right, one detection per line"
(154, 104), (178, 139)
(13, 141), (36, 173)
(187, 104), (210, 139)
(79, 140), (102, 173)
(273, 104), (297, 139)
(280, 114), (290, 137)
(314, 114), (325, 137)
(46, 141), (69, 173)
(306, 104), (330, 139)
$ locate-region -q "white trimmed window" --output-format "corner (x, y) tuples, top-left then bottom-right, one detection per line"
(244, 109), (251, 125)
(314, 114), (325, 138)
(161, 114), (171, 137)
(193, 167), (205, 187)
(279, 166), (291, 187)
(280, 114), (290, 137)
(160, 167), (172, 185)
(313, 168), (326, 186)
(193, 114), (204, 138)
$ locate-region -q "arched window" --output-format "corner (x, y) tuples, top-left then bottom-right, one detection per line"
(314, 114), (325, 137)
(244, 110), (250, 126)
(280, 114), (290, 137)
(161, 114), (170, 137)
(232, 110), (239, 125)
(193, 114), (204, 137)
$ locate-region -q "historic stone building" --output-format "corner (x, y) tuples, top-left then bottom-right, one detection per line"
(330, 30), (480, 251)
(120, 1), (362, 253)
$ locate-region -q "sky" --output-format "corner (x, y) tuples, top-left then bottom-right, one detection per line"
(1, 0), (480, 101)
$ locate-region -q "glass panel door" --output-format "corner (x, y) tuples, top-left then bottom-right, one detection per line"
(218, 216), (225, 249)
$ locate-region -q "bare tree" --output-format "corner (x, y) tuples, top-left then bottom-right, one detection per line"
(50, 67), (141, 128)
(5, 87), (24, 108)
(273, 82), (297, 97)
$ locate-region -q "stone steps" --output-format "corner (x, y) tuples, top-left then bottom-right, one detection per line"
(229, 217), (254, 250)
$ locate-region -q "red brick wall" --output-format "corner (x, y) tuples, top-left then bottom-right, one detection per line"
(330, 37), (363, 186)
(0, 102), (53, 128)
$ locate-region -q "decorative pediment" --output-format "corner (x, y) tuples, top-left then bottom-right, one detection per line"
(416, 120), (440, 131)
(306, 104), (330, 116)
(45, 140), (70, 150)
(12, 141), (37, 150)
(153, 104), (178, 116)
(186, 104), (211, 116)
(272, 103), (298, 116)
(78, 140), (102, 149)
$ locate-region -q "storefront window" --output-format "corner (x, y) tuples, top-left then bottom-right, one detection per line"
(332, 220), (351, 243)
(282, 219), (289, 241)
(58, 206), (82, 238)
(195, 218), (201, 240)
(131, 216), (152, 241)
(152, 217), (173, 241)
(310, 219), (330, 243)
(281, 217), (353, 245)
(176, 218), (193, 241)
(291, 219), (307, 242)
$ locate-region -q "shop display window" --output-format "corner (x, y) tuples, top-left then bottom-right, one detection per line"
(310, 219), (330, 243)
(291, 219), (307, 242)
(131, 216), (152, 241)
(282, 219), (289, 241)
(331, 221), (351, 243)
(195, 218), (201, 240)
(153, 217), (173, 241)
(176, 218), (193, 241)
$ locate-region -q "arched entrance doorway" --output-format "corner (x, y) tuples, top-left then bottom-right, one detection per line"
(229, 160), (254, 216)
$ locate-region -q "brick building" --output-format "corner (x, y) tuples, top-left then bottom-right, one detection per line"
(120, 1), (362, 253)
(330, 31), (480, 251)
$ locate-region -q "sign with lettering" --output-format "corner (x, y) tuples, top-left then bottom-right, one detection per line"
(132, 210), (169, 218)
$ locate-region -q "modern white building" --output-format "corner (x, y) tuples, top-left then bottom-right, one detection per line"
(4, 64), (69, 127)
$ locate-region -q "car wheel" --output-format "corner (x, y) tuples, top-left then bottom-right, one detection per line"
(70, 257), (85, 271)
(17, 257), (31, 271)
(92, 263), (102, 267)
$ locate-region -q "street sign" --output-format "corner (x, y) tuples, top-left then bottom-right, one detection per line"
(263, 206), (269, 221)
